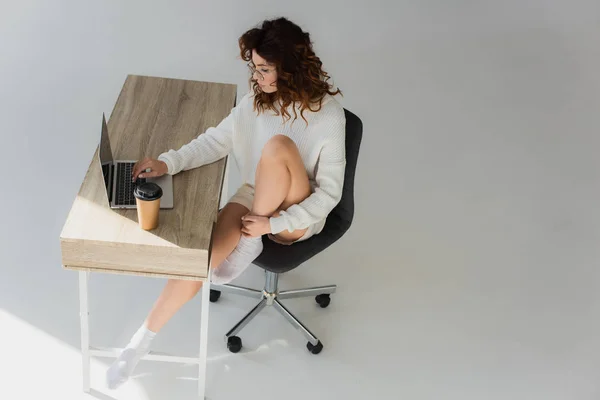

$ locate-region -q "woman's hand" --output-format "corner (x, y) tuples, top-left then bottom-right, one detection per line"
(241, 215), (271, 237)
(131, 157), (168, 182)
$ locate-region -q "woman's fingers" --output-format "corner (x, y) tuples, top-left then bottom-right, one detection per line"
(132, 158), (151, 181)
(132, 158), (146, 175)
(132, 158), (158, 180)
(138, 169), (160, 179)
(241, 222), (256, 236)
(241, 219), (257, 228)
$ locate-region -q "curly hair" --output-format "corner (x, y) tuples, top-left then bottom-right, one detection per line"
(238, 17), (342, 124)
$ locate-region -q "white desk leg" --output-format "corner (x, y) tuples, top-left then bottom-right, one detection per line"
(79, 271), (91, 393)
(198, 277), (210, 398)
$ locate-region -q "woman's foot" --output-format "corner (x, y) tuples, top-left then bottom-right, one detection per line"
(106, 323), (157, 390)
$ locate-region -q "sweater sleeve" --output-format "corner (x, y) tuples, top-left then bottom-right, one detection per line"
(269, 114), (346, 235)
(157, 93), (249, 175)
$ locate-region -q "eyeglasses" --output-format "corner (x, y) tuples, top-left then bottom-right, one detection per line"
(247, 62), (274, 81)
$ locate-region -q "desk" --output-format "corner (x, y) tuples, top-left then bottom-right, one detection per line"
(59, 75), (236, 397)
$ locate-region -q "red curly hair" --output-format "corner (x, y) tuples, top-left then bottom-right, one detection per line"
(238, 17), (342, 124)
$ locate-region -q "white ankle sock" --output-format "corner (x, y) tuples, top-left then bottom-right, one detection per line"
(106, 323), (156, 390)
(211, 236), (263, 284)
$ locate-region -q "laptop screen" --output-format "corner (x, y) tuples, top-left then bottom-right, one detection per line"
(99, 113), (113, 199)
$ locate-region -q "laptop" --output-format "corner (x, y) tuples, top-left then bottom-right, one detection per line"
(98, 113), (174, 209)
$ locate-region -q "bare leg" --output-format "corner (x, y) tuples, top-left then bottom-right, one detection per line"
(252, 134), (312, 242)
(107, 136), (317, 389)
(144, 135), (311, 333)
(106, 203), (249, 389)
(145, 203), (249, 333)
(209, 134), (315, 285)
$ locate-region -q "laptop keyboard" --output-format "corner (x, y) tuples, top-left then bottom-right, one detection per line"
(115, 162), (146, 206)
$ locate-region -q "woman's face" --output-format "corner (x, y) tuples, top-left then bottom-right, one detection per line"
(251, 49), (278, 93)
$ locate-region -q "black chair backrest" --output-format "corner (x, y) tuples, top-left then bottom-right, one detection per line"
(328, 108), (363, 234)
(254, 108), (363, 272)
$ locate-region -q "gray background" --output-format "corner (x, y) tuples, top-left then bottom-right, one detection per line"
(1, 1), (600, 399)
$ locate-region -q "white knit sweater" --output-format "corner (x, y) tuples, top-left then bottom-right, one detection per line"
(157, 92), (346, 235)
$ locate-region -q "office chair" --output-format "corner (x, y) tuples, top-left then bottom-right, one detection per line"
(210, 109), (363, 354)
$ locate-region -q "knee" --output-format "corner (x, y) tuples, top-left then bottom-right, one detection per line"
(261, 134), (296, 161)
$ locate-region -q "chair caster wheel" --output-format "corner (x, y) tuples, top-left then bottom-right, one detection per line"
(315, 294), (331, 308)
(227, 336), (242, 353)
(307, 340), (323, 354)
(210, 289), (221, 303)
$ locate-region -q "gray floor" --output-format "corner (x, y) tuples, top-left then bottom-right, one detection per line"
(4, 217), (600, 399)
(2, 1), (600, 399)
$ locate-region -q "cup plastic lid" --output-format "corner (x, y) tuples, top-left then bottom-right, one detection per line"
(133, 182), (163, 201)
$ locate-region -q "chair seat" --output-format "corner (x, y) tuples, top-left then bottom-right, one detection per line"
(254, 215), (350, 273)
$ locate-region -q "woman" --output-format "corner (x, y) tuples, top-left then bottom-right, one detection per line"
(107, 16), (346, 389)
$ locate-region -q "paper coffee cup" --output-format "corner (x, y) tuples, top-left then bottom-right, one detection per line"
(133, 182), (163, 230)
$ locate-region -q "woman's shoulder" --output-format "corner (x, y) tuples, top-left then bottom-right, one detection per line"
(311, 94), (345, 122)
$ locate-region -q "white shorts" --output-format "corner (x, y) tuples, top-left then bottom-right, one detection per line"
(228, 183), (326, 244)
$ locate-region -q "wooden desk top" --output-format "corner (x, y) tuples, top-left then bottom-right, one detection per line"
(60, 75), (237, 281)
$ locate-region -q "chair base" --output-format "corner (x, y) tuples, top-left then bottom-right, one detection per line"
(211, 271), (336, 350)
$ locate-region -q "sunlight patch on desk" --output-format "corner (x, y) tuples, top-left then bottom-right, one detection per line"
(0, 309), (149, 399)
(62, 195), (178, 247)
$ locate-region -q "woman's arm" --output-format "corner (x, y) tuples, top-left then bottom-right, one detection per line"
(157, 93), (250, 175)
